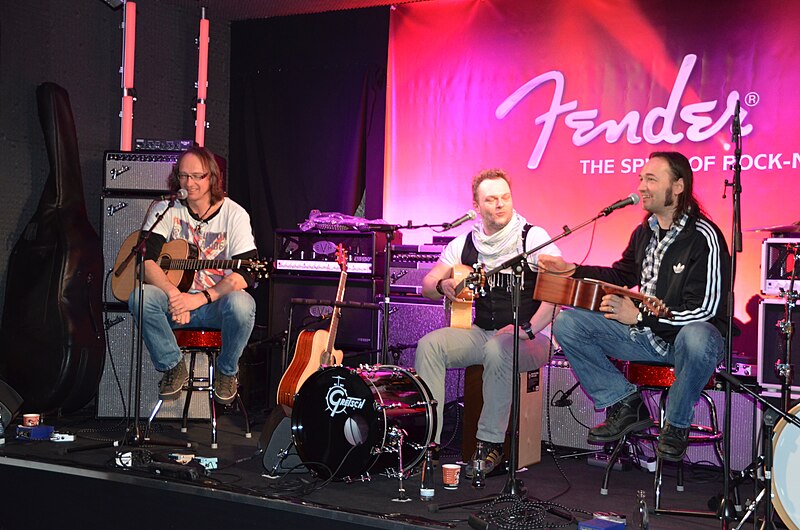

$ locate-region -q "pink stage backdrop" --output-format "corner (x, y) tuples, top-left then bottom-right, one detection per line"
(384, 0), (800, 356)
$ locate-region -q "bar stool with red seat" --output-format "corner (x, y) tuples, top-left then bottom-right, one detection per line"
(599, 362), (722, 518)
(146, 329), (251, 449)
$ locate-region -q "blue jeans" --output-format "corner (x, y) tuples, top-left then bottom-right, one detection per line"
(128, 284), (256, 376)
(553, 308), (723, 429)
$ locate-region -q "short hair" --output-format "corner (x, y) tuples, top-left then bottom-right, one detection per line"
(167, 146), (226, 204)
(648, 151), (707, 222)
(472, 168), (511, 202)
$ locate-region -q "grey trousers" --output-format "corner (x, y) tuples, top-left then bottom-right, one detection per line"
(414, 325), (550, 444)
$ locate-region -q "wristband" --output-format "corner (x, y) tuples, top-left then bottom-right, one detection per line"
(201, 290), (213, 305)
(436, 279), (445, 296)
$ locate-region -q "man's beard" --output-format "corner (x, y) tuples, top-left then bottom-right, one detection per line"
(664, 187), (674, 208)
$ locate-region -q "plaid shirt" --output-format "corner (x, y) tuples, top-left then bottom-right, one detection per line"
(629, 213), (689, 356)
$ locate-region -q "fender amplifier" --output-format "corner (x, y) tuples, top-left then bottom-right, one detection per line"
(103, 151), (179, 193)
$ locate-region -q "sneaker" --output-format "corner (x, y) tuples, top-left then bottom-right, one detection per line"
(464, 441), (504, 479)
(159, 361), (189, 401)
(587, 392), (652, 443)
(656, 423), (689, 462)
(214, 372), (238, 405)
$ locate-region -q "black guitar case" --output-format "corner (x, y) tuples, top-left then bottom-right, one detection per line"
(0, 82), (105, 414)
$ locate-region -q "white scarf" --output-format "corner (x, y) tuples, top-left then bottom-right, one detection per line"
(470, 210), (528, 271)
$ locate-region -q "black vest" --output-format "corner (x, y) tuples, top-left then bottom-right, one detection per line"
(461, 224), (541, 330)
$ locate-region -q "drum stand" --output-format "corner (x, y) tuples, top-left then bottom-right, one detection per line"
(732, 244), (799, 529)
(715, 370), (800, 530)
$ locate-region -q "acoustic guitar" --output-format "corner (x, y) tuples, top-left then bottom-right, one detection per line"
(447, 264), (484, 328)
(533, 272), (673, 318)
(276, 245), (348, 407)
(110, 230), (270, 302)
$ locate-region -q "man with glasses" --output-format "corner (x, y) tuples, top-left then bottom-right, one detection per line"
(128, 146), (258, 404)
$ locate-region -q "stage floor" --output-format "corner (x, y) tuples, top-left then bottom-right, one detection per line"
(0, 405), (764, 530)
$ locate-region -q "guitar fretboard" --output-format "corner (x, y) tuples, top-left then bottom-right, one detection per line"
(161, 258), (247, 271)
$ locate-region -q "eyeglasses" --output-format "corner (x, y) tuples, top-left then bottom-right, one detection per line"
(177, 172), (209, 182)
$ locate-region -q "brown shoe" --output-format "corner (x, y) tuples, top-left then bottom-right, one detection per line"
(159, 362), (189, 401)
(214, 372), (238, 405)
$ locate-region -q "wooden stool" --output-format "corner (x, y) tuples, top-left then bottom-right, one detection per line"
(461, 365), (543, 468)
(146, 329), (251, 449)
(600, 363), (722, 518)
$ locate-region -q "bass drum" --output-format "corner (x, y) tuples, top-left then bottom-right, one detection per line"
(773, 401), (800, 530)
(291, 365), (437, 480)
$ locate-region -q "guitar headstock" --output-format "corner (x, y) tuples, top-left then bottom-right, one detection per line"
(335, 244), (348, 272)
(642, 296), (673, 319)
(468, 264), (487, 297)
(247, 260), (271, 279)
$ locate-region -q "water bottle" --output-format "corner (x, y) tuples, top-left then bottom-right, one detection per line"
(419, 445), (435, 501)
(472, 441), (486, 489)
(634, 489), (649, 529)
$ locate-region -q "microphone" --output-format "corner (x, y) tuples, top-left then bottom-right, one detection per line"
(159, 189), (188, 201)
(443, 210), (476, 230)
(600, 193), (640, 216)
(731, 99), (741, 142)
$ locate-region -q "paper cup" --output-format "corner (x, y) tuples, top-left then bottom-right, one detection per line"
(23, 414), (40, 427)
(442, 463), (461, 489)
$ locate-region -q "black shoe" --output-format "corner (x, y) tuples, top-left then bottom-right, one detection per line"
(657, 423), (689, 461)
(587, 392), (652, 443)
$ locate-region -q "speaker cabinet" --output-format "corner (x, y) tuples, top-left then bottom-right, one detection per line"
(540, 362), (758, 470)
(383, 298), (465, 405)
(97, 311), (210, 418)
(758, 297), (800, 393)
(269, 275), (378, 352)
(101, 196), (156, 304)
(540, 363), (605, 451)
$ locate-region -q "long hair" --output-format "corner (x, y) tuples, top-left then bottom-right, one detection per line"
(167, 146), (226, 205)
(649, 151), (708, 223)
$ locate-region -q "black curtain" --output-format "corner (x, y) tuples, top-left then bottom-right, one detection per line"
(229, 7), (389, 265)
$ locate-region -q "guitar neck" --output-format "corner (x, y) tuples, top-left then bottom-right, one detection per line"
(325, 270), (348, 354)
(162, 257), (249, 271)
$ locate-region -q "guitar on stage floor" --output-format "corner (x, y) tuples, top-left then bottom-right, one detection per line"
(276, 245), (348, 408)
(110, 230), (269, 302)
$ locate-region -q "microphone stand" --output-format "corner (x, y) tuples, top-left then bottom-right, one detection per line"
(65, 200), (188, 455)
(718, 101), (744, 525)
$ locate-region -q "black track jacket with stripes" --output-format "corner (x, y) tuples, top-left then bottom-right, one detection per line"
(574, 214), (731, 344)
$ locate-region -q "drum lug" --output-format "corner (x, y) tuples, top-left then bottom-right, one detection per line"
(374, 402), (402, 411)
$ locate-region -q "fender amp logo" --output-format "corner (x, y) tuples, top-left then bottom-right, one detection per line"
(325, 375), (366, 417)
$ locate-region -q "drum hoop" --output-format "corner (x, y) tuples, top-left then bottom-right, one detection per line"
(358, 364), (437, 469)
(772, 401), (800, 530)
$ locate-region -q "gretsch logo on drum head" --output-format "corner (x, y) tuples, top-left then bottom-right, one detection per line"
(325, 375), (366, 417)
